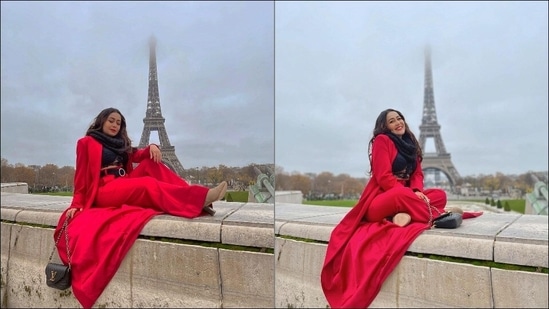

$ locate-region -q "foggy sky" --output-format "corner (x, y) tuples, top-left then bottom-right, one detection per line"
(275, 1), (548, 178)
(1, 1), (274, 170)
(2, 1), (547, 179)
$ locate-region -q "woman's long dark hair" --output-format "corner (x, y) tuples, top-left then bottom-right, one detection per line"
(367, 108), (422, 175)
(86, 107), (133, 154)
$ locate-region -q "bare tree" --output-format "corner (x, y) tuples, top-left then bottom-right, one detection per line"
(1, 158), (14, 183)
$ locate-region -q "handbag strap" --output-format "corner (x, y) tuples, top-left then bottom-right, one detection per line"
(47, 216), (72, 269)
(425, 201), (444, 228)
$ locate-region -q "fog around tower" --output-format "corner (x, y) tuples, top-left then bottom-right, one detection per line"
(1, 2), (548, 178)
(275, 1), (548, 177)
(1, 2), (274, 170)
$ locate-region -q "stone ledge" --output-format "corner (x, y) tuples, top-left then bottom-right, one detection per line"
(275, 237), (549, 308)
(0, 191), (275, 308)
(1, 183), (28, 194)
(1, 192), (274, 249)
(1, 223), (274, 308)
(276, 221), (333, 242)
(275, 202), (548, 268)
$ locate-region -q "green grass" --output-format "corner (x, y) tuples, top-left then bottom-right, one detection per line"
(225, 191), (249, 202)
(34, 191), (250, 201)
(468, 199), (526, 214)
(303, 199), (357, 207)
(34, 192), (73, 197)
(499, 199), (525, 213)
(33, 192), (526, 214)
(305, 198), (527, 213)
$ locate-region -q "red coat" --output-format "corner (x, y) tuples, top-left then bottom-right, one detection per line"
(320, 134), (481, 308)
(320, 134), (429, 307)
(54, 135), (211, 307)
(369, 134), (424, 192)
(54, 136), (160, 308)
(69, 136), (152, 211)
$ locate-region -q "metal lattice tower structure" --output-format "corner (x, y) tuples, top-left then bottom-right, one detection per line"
(418, 46), (460, 187)
(138, 36), (185, 176)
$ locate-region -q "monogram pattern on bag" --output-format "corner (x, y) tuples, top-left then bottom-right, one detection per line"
(49, 270), (58, 281)
(45, 217), (72, 289)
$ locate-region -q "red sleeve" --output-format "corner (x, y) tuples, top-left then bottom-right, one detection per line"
(408, 157), (424, 192)
(131, 145), (151, 163)
(70, 138), (89, 210)
(371, 135), (405, 191)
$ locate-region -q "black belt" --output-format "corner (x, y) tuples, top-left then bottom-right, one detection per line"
(102, 167), (126, 178)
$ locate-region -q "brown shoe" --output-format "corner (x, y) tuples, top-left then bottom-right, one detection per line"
(216, 181), (228, 201)
(203, 181), (228, 208)
(393, 213), (411, 227)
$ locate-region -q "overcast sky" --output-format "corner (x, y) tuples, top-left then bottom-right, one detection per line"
(2, 2), (547, 179)
(275, 1), (548, 178)
(1, 1), (274, 170)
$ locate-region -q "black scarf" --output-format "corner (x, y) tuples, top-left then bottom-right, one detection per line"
(88, 130), (128, 156)
(385, 132), (417, 176)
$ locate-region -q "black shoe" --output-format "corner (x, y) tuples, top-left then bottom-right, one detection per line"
(203, 205), (216, 216)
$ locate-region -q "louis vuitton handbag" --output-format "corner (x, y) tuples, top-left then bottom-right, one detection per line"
(426, 200), (463, 229)
(433, 211), (463, 229)
(45, 217), (72, 290)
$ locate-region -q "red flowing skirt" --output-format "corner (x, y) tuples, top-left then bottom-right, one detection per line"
(54, 160), (209, 308)
(321, 187), (482, 308)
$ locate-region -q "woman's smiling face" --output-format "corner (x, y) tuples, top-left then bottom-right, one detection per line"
(386, 111), (405, 137)
(102, 112), (122, 137)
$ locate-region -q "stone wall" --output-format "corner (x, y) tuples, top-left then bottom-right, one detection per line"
(275, 202), (549, 308)
(1, 183), (28, 194)
(274, 191), (303, 204)
(0, 192), (274, 308)
(2, 192), (547, 308)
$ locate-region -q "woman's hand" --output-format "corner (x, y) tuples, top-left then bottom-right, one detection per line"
(67, 208), (80, 219)
(414, 191), (430, 204)
(150, 144), (162, 163)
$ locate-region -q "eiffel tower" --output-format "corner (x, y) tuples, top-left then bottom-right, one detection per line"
(418, 46), (460, 188)
(138, 36), (185, 176)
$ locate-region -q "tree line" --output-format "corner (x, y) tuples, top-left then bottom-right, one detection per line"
(1, 157), (543, 198)
(275, 167), (367, 200)
(275, 166), (544, 200)
(0, 157), (274, 193)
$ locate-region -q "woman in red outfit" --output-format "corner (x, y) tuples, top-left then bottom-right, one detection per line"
(321, 108), (480, 308)
(54, 107), (227, 308)
(365, 108), (448, 226)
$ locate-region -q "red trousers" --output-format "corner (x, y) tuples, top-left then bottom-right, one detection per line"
(366, 187), (447, 223)
(94, 158), (209, 218)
